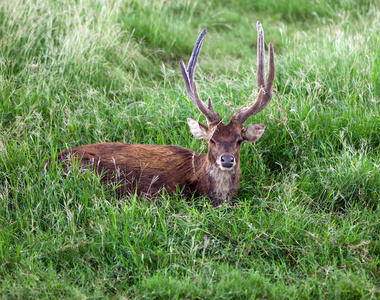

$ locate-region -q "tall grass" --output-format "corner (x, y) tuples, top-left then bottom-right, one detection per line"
(0, 0), (379, 298)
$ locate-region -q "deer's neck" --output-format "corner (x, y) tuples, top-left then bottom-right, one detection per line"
(194, 156), (240, 204)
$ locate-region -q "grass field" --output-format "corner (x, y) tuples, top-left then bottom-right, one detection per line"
(1, 0), (380, 298)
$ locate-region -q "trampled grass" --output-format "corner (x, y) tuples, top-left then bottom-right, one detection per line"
(0, 0), (379, 298)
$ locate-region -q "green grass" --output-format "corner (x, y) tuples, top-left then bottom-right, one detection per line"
(1, 0), (380, 298)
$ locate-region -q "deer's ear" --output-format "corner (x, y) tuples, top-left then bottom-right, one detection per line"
(187, 118), (208, 139)
(242, 124), (266, 143)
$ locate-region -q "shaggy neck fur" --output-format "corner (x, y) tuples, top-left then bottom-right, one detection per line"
(207, 163), (239, 201)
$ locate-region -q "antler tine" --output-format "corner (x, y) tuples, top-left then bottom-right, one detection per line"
(187, 29), (207, 88)
(232, 22), (275, 125)
(180, 29), (221, 125)
(192, 81), (220, 123)
(257, 21), (265, 90)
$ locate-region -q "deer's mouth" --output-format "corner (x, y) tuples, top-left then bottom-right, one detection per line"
(220, 166), (234, 171)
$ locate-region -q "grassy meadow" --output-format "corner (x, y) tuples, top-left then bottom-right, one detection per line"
(1, 0), (380, 298)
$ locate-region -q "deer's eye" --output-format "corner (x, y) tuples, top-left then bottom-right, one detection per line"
(237, 139), (244, 145)
(210, 139), (216, 145)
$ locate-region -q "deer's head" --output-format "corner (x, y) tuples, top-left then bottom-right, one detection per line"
(181, 22), (275, 172)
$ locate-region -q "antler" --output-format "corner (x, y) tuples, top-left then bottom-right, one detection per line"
(180, 29), (221, 125)
(232, 21), (275, 124)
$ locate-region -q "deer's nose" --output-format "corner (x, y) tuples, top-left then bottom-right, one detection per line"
(220, 155), (235, 168)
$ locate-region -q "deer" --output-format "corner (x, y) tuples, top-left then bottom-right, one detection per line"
(51, 22), (275, 206)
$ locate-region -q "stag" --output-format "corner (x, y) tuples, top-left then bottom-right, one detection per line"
(52, 22), (275, 206)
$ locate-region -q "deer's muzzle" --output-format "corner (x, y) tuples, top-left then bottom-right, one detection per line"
(220, 154), (235, 170)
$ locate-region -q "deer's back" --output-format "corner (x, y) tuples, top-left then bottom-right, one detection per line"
(53, 142), (205, 197)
